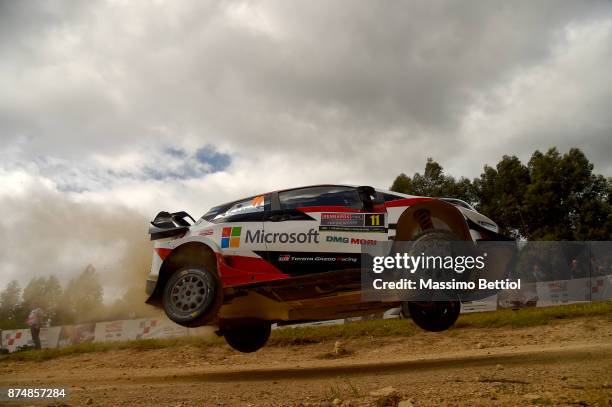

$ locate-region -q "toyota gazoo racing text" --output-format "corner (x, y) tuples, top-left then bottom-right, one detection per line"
(145, 185), (510, 353)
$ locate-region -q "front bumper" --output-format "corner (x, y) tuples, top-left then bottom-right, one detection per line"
(145, 278), (157, 296)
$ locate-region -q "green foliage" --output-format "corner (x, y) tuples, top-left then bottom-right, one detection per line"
(391, 158), (476, 204)
(390, 173), (412, 194)
(60, 264), (104, 323)
(473, 155), (530, 237)
(393, 148), (611, 240)
(0, 265), (105, 328)
(20, 276), (63, 326)
(0, 280), (22, 329)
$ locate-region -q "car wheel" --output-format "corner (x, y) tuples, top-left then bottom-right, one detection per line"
(403, 300), (460, 332)
(406, 228), (484, 301)
(162, 266), (220, 327)
(222, 320), (271, 353)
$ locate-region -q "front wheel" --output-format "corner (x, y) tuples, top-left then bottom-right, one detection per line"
(222, 320), (271, 353)
(403, 300), (460, 332)
(162, 266), (221, 327)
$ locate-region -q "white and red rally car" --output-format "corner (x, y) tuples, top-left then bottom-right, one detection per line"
(145, 185), (508, 352)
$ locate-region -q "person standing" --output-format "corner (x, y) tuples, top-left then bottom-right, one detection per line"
(26, 306), (43, 350)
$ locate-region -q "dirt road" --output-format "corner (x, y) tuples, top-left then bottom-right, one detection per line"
(1, 315), (611, 406)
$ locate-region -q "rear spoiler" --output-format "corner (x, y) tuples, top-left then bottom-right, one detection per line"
(149, 211), (195, 241)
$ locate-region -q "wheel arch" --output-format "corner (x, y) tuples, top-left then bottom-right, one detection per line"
(146, 241), (220, 306)
(395, 199), (471, 241)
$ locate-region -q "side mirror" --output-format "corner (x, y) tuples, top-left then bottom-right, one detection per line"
(357, 186), (383, 210)
(372, 197), (385, 205)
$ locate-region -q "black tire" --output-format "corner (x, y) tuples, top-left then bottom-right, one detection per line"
(162, 266), (220, 327)
(403, 300), (460, 332)
(392, 227), (459, 249)
(222, 320), (271, 353)
(404, 228), (483, 301)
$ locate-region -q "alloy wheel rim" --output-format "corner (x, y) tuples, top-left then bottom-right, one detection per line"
(170, 271), (211, 314)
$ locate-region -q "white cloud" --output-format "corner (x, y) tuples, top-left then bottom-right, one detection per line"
(455, 18), (612, 175)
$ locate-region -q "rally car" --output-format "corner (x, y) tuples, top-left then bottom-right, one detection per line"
(145, 185), (509, 352)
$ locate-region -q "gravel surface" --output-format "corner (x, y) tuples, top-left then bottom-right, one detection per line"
(1, 315), (611, 406)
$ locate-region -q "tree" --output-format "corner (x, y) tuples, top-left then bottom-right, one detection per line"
(392, 148), (611, 240)
(44, 276), (63, 325)
(0, 280), (22, 329)
(390, 158), (476, 204)
(19, 275), (64, 326)
(61, 265), (105, 323)
(21, 277), (48, 322)
(523, 148), (611, 240)
(390, 173), (412, 194)
(473, 155), (530, 238)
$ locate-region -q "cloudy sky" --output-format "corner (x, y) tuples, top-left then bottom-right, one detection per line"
(1, 0), (611, 297)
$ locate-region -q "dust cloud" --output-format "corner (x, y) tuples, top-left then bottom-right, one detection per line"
(0, 184), (156, 315)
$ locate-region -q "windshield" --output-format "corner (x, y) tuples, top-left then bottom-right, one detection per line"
(200, 195), (267, 223)
(201, 204), (230, 222)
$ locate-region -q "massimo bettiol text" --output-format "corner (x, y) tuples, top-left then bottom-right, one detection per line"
(358, 241), (612, 302)
(370, 251), (520, 291)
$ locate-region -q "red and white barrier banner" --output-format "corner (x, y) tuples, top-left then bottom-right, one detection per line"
(43, 326), (62, 349)
(590, 275), (612, 301)
(461, 294), (498, 313)
(58, 323), (95, 347)
(1, 329), (31, 353)
(136, 318), (189, 340)
(497, 282), (538, 309)
(1, 327), (64, 352)
(94, 318), (190, 342)
(531, 276), (612, 307)
(94, 319), (140, 342)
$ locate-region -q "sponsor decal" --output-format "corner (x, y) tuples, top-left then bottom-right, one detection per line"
(245, 228), (320, 244)
(223, 196), (265, 218)
(278, 254), (291, 262)
(278, 255), (358, 263)
(325, 235), (377, 245)
(365, 214), (383, 226)
(221, 227), (242, 248)
(251, 195), (265, 206)
(320, 213), (386, 233)
(321, 213), (363, 226)
(198, 229), (214, 236)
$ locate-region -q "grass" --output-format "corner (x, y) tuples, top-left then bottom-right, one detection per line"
(2, 301), (610, 363)
(454, 300), (612, 329)
(268, 301), (612, 346)
(324, 379), (361, 401)
(0, 336), (224, 363)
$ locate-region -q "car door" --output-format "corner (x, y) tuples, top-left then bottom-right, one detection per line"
(262, 185), (387, 276)
(209, 194), (269, 267)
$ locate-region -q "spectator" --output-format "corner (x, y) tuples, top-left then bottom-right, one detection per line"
(26, 306), (43, 350)
(569, 259), (584, 279)
(532, 263), (547, 282)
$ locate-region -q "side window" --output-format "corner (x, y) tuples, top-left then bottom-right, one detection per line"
(211, 195), (267, 222)
(381, 193), (404, 202)
(278, 186), (362, 210)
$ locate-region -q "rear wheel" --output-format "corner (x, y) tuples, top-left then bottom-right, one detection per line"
(222, 320), (271, 353)
(403, 300), (460, 332)
(162, 266), (221, 327)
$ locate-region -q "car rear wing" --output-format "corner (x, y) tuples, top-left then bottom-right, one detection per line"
(149, 211), (195, 240)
